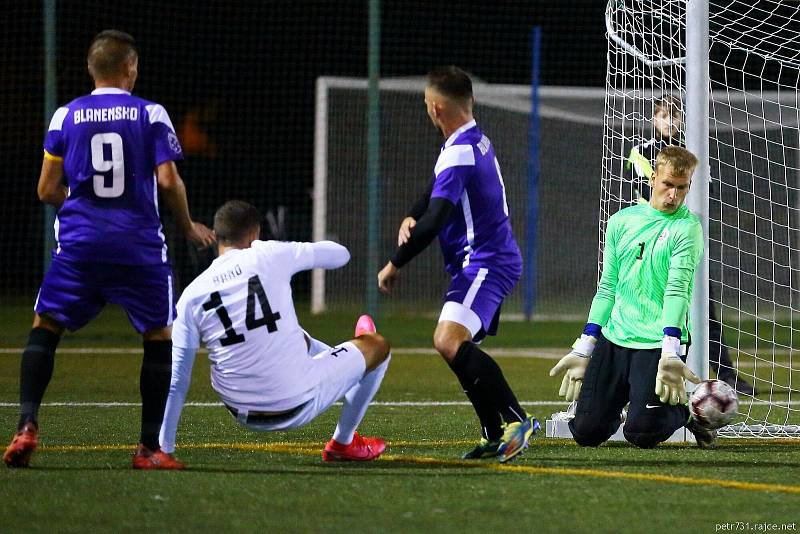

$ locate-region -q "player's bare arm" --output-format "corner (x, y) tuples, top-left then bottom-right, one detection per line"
(380, 198), (453, 294)
(156, 160), (215, 247)
(377, 261), (398, 294)
(37, 157), (67, 208)
(398, 178), (435, 246)
(397, 216), (416, 246)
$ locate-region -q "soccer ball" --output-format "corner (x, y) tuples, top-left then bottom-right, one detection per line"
(689, 379), (739, 430)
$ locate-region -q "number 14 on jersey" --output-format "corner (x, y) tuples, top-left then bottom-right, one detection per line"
(202, 275), (281, 346)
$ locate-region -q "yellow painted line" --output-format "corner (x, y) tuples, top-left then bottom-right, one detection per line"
(485, 462), (800, 495)
(37, 440), (800, 495)
(367, 453), (800, 495)
(39, 437), (800, 451)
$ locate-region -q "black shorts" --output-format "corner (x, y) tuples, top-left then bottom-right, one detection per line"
(568, 334), (690, 448)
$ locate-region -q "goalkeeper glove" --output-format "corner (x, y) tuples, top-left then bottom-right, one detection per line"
(549, 335), (596, 402)
(654, 335), (702, 405)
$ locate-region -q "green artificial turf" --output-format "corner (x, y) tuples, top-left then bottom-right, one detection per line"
(0, 349), (798, 533)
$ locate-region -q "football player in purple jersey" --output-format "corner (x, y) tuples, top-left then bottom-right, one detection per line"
(4, 30), (214, 469)
(378, 66), (538, 462)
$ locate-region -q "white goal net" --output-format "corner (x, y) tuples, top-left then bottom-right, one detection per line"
(605, 0), (800, 437)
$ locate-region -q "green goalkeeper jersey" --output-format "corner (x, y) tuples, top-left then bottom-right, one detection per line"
(587, 203), (704, 348)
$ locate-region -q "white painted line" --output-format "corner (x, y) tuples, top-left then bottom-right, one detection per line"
(0, 400), (797, 408)
(0, 348), (145, 354)
(3, 347), (797, 364)
(0, 401), (568, 408)
(0, 347), (565, 358)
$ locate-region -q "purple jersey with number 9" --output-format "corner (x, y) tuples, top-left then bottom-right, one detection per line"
(43, 88), (183, 265)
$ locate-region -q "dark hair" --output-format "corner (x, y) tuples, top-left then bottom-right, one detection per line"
(87, 30), (137, 80)
(213, 200), (261, 245)
(653, 94), (683, 117)
(426, 65), (473, 103)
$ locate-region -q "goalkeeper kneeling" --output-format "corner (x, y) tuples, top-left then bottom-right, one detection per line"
(549, 146), (713, 449)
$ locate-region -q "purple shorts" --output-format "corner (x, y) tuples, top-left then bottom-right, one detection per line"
(439, 264), (520, 342)
(34, 256), (175, 333)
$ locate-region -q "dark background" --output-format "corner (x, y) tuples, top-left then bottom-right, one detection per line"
(1, 1), (608, 299)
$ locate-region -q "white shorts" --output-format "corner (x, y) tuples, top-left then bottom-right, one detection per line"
(438, 301), (483, 338)
(230, 341), (366, 432)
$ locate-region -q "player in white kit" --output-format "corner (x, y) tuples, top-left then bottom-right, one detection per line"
(159, 200), (391, 466)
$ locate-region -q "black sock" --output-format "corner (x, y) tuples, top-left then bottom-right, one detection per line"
(18, 327), (61, 430)
(448, 353), (504, 440)
(450, 341), (526, 425)
(140, 340), (172, 450)
(449, 343), (503, 440)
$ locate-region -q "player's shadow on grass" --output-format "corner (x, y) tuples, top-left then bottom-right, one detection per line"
(183, 462), (499, 476)
(3, 453), (502, 474)
(22, 450), (800, 472)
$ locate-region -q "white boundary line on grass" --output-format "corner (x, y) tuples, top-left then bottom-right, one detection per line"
(0, 401), (568, 407)
(0, 347), (564, 358)
(0, 347), (794, 367)
(1, 399), (798, 407)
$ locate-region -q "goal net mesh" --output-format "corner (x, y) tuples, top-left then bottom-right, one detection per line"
(604, 0), (800, 437)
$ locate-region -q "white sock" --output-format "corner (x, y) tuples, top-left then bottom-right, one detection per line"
(332, 354), (391, 444)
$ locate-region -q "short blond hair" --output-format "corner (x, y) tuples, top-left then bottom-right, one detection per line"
(654, 145), (698, 177)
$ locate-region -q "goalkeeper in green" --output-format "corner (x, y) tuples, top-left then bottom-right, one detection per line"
(550, 145), (716, 448)
(626, 95), (756, 396)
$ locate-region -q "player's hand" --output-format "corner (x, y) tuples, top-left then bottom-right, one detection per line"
(654, 336), (702, 405)
(186, 221), (215, 248)
(548, 335), (597, 402)
(397, 217), (416, 246)
(377, 262), (399, 294)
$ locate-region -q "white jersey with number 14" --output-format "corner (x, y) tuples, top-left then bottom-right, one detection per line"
(171, 240), (350, 410)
